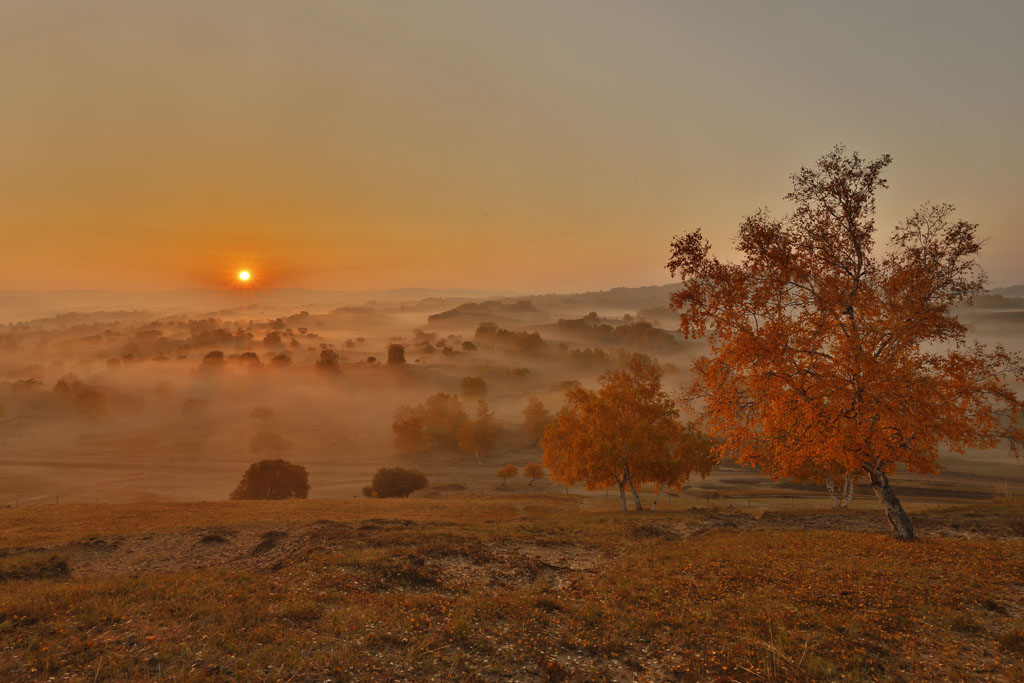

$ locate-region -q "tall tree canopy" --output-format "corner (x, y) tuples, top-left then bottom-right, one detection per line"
(542, 354), (713, 511)
(667, 146), (1024, 539)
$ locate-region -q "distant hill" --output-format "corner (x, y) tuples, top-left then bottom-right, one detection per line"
(420, 284), (681, 331)
(519, 284), (677, 315)
(989, 285), (1024, 299)
(0, 287), (514, 324)
(425, 300), (550, 330)
(0, 283), (681, 325)
(966, 293), (1024, 309)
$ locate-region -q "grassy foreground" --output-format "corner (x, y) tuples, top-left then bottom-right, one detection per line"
(1, 496), (1022, 681)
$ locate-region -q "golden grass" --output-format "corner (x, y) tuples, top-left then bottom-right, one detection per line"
(1, 497), (1022, 681)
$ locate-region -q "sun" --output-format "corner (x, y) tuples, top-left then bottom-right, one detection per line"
(238, 270), (251, 282)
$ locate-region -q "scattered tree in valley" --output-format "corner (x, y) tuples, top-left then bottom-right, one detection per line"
(474, 322), (546, 354)
(230, 459), (310, 500)
(387, 343), (406, 365)
(495, 464), (518, 488)
(522, 396), (552, 442)
(542, 354), (714, 511)
(363, 467), (428, 498)
(392, 393), (468, 454)
(460, 376), (488, 399)
(523, 462), (545, 486)
(315, 348), (341, 373)
(201, 350), (225, 368)
(423, 393), (468, 447)
(456, 400), (499, 463)
(392, 404), (430, 454)
(667, 146), (1024, 539)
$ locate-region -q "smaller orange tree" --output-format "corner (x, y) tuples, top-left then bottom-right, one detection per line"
(496, 464), (518, 487)
(542, 354), (713, 511)
(522, 462), (545, 486)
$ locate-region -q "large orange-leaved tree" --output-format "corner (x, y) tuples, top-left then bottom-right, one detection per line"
(541, 354), (713, 511)
(667, 146), (1024, 539)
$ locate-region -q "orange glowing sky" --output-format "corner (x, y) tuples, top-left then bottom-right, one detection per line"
(1, 1), (1022, 293)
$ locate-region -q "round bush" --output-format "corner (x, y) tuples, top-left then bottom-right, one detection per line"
(230, 459), (310, 500)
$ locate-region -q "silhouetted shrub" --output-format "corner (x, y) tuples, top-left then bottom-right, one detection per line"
(201, 350), (225, 367)
(316, 348), (340, 373)
(474, 322), (546, 354)
(460, 376), (488, 398)
(364, 467), (428, 498)
(387, 343), (406, 365)
(230, 459), (310, 500)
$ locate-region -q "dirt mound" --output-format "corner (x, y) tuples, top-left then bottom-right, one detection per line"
(251, 529), (288, 555)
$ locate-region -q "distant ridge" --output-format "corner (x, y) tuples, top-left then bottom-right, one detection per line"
(989, 285), (1024, 298)
(0, 284), (676, 324)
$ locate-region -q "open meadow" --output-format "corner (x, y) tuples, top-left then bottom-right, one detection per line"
(1, 496), (1023, 681)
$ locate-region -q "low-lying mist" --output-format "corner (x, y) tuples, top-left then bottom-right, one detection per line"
(0, 286), (702, 505)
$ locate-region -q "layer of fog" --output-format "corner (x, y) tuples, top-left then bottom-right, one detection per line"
(0, 286), (695, 504)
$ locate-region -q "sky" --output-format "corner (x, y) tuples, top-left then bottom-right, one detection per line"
(1, 0), (1022, 293)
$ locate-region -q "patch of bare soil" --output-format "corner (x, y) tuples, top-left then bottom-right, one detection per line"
(430, 541), (606, 592)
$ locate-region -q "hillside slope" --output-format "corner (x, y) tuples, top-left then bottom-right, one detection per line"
(1, 497), (1022, 681)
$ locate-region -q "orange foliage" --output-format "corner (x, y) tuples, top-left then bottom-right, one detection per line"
(495, 464), (518, 487)
(522, 462), (545, 485)
(667, 146), (1024, 538)
(541, 354), (713, 511)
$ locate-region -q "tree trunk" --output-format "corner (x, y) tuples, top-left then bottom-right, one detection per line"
(617, 481), (627, 512)
(624, 467), (643, 511)
(825, 474), (855, 509)
(863, 465), (915, 540)
(842, 475), (854, 507)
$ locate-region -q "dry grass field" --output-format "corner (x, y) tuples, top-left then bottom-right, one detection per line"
(1, 496), (1022, 681)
